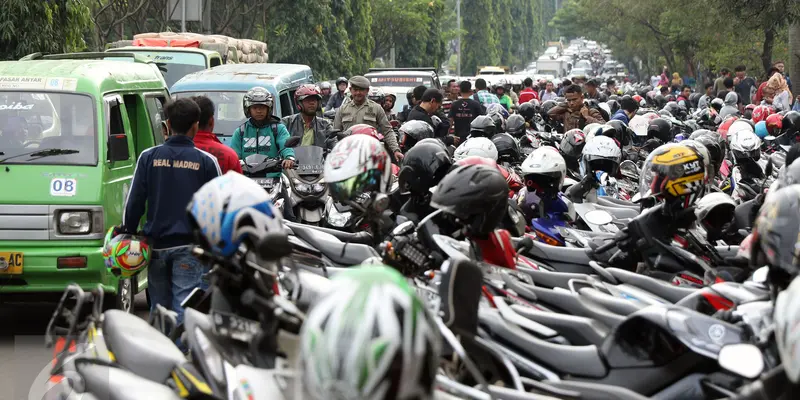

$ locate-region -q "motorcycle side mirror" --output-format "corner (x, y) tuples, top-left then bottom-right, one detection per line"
(752, 266), (769, 284)
(391, 220), (415, 236)
(584, 209), (613, 226)
(285, 137), (301, 148)
(255, 231), (293, 261)
(718, 344), (764, 379)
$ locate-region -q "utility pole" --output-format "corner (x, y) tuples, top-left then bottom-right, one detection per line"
(181, 0), (187, 32)
(456, 0), (461, 77)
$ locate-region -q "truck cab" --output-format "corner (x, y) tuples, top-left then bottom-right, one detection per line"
(106, 46), (223, 88)
(0, 54), (170, 311)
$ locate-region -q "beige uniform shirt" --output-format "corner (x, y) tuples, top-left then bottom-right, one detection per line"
(333, 98), (400, 152)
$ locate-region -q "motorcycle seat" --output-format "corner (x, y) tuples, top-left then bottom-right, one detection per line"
(289, 223), (378, 266)
(592, 203), (639, 220)
(597, 196), (640, 210)
(76, 362), (181, 400)
(606, 268), (695, 303)
(103, 309), (186, 383)
(575, 287), (645, 315)
(516, 266), (591, 289)
(285, 221), (373, 245)
(511, 304), (610, 346)
(527, 284), (626, 328)
(479, 308), (608, 378)
(517, 238), (592, 265)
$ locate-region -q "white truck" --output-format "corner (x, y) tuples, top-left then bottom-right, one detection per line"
(535, 56), (571, 78)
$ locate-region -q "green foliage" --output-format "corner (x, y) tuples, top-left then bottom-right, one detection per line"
(267, 0), (339, 78)
(372, 0), (445, 69)
(461, 0), (499, 75)
(0, 0), (91, 60)
(492, 0), (514, 66)
(346, 0), (375, 74)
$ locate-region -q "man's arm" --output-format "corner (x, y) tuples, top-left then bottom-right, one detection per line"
(325, 93), (338, 110)
(229, 127), (244, 158)
(547, 105), (568, 121)
(122, 154), (149, 233)
(275, 124), (296, 160)
(584, 107), (606, 124)
(333, 106), (344, 131)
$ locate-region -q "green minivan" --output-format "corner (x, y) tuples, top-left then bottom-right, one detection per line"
(0, 54), (170, 311)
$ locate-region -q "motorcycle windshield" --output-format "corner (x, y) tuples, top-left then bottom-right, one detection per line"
(293, 146), (325, 176)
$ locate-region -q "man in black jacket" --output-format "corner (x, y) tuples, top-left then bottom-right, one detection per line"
(121, 98), (221, 323)
(281, 84), (333, 148)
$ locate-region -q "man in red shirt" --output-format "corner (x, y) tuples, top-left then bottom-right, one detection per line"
(518, 77), (539, 104)
(190, 96), (242, 174)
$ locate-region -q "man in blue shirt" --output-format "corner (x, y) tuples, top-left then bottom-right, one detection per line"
(610, 96), (639, 124)
(122, 98), (221, 323)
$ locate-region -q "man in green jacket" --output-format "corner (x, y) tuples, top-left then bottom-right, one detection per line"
(230, 86), (296, 172)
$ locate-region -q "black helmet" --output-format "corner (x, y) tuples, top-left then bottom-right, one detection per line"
(430, 164), (509, 238)
(505, 114), (527, 137)
(517, 102), (537, 122)
(470, 115), (497, 137)
(398, 120), (434, 152)
(752, 185), (800, 292)
(693, 134), (723, 177)
(662, 101), (681, 115)
(606, 120), (633, 147)
(782, 111), (800, 136)
(658, 109), (673, 118)
(608, 94), (620, 101)
(654, 94), (667, 109)
(647, 118), (673, 143)
(491, 133), (522, 163)
(335, 77), (348, 86)
(487, 112), (505, 133)
(607, 99), (620, 115)
(398, 141), (453, 196)
(560, 128), (586, 162)
(710, 98), (724, 113)
(541, 100), (558, 115)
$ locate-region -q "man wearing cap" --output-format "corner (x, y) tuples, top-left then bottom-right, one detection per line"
(334, 75), (403, 160)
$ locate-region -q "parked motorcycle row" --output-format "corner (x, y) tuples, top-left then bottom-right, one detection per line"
(41, 86), (800, 400)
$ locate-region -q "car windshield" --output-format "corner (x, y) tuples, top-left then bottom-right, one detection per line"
(0, 92), (97, 166)
(173, 91), (247, 138)
(109, 51), (206, 88)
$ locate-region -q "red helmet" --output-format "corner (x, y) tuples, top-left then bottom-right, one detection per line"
(344, 123), (384, 141)
(632, 95), (644, 106)
(295, 84), (322, 109)
(718, 116), (739, 140)
(751, 105), (773, 124)
(766, 113), (784, 136)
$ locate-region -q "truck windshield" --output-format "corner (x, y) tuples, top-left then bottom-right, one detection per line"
(108, 51), (206, 88)
(0, 92), (97, 166)
(173, 91), (246, 137)
(367, 75), (433, 88)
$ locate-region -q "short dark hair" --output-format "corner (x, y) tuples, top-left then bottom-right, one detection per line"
(606, 79), (615, 86)
(720, 67), (730, 75)
(164, 98), (200, 135)
(734, 65), (746, 72)
(475, 78), (488, 90)
(523, 77), (533, 87)
(564, 84), (583, 95)
(191, 95), (215, 131)
(459, 80), (472, 93)
(768, 67), (780, 77)
(774, 60), (785, 66)
(421, 88), (443, 103)
(412, 85), (427, 101)
(717, 90), (729, 99)
(620, 97), (638, 112)
(585, 79), (597, 88)
(681, 85), (691, 91)
(562, 79), (572, 86)
(660, 86), (669, 93)
(447, 79), (457, 87)
(704, 83), (713, 90)
(723, 77), (734, 89)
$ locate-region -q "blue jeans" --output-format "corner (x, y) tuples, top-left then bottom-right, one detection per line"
(148, 246), (208, 326)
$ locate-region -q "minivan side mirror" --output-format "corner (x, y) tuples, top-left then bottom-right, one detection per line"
(107, 134), (130, 162)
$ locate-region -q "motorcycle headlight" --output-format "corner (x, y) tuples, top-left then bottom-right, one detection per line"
(327, 206), (351, 227)
(312, 183), (326, 194)
(293, 179), (313, 194)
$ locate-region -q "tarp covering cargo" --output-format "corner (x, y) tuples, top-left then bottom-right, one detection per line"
(132, 38), (200, 48)
(127, 32), (268, 64)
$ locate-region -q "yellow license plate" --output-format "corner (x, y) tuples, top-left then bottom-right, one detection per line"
(0, 252), (23, 274)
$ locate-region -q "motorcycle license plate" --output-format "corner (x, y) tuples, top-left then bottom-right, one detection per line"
(254, 178), (275, 189)
(297, 164), (324, 175)
(210, 311), (261, 343)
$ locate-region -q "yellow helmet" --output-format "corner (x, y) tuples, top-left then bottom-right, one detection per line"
(639, 143), (706, 207)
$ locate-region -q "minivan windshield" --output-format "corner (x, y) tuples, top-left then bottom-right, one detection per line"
(173, 91), (247, 137)
(0, 92), (97, 166)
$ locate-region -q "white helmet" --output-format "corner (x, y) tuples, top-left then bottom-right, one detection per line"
(629, 115), (650, 138)
(520, 146), (567, 193)
(454, 137), (498, 161)
(729, 129), (762, 163)
(324, 134), (392, 202)
(581, 135), (622, 176)
(728, 119), (755, 141)
(187, 171), (284, 257)
(598, 102), (611, 117)
(582, 123), (603, 142)
(694, 192), (736, 232)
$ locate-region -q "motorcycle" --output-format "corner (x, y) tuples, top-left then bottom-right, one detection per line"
(241, 154), (286, 211)
(282, 144), (328, 225)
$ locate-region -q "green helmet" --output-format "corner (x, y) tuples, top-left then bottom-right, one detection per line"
(299, 266), (440, 399)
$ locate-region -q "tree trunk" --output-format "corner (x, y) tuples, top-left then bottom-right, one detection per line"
(789, 23), (800, 90)
(761, 27), (776, 77)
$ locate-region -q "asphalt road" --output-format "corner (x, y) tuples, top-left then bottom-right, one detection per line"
(0, 293), (149, 400)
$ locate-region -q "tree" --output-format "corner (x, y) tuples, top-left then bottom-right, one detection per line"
(346, 0), (374, 74)
(461, 0), (498, 74)
(491, 0), (514, 66)
(267, 0), (339, 78)
(0, 0), (92, 59)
